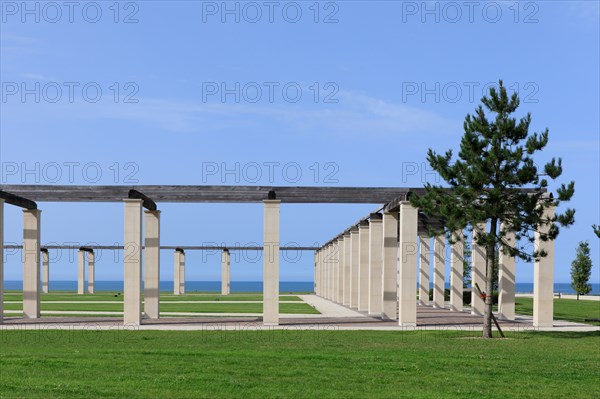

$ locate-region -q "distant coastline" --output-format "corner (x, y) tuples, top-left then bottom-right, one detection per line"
(4, 281), (600, 295)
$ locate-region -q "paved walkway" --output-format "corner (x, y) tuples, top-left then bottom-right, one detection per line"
(2, 295), (598, 332)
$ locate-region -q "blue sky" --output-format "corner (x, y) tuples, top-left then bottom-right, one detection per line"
(1, 1), (598, 285)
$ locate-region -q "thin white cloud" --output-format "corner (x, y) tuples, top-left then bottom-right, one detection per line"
(2, 91), (457, 136)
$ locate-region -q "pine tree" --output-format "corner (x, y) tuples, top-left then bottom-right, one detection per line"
(571, 241), (593, 300)
(411, 80), (575, 338)
(593, 225), (600, 239)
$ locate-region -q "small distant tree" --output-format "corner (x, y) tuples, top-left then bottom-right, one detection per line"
(570, 241), (593, 300)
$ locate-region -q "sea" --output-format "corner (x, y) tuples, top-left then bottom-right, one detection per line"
(4, 281), (600, 295)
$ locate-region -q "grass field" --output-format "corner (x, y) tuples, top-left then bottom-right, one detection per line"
(0, 330), (598, 398)
(515, 297), (600, 325)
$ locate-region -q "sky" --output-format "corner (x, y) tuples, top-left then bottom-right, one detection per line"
(1, 0), (599, 285)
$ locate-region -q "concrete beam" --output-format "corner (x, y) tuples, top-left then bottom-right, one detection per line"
(263, 199), (280, 325)
(144, 210), (161, 319)
(382, 211), (398, 320)
(23, 209), (41, 318)
(398, 202), (418, 326)
(123, 198), (143, 325)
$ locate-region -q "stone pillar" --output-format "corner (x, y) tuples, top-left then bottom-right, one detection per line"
(350, 228), (359, 309)
(418, 235), (430, 305)
(221, 249), (231, 295)
(343, 233), (351, 306)
(314, 251), (319, 295)
(23, 209), (41, 319)
(87, 251), (95, 294)
(124, 199), (143, 325)
(144, 210), (161, 319)
(179, 251), (186, 295)
(41, 249), (49, 294)
(449, 230), (464, 312)
(0, 200), (4, 324)
(471, 222), (486, 316)
(397, 202), (418, 326)
(368, 213), (383, 316)
(326, 245), (332, 300)
(433, 235), (445, 308)
(358, 221), (370, 312)
(77, 249), (85, 295)
(498, 224), (516, 320)
(534, 206), (555, 327)
(333, 239), (344, 303)
(173, 250), (181, 295)
(263, 199), (280, 326)
(382, 211), (398, 320)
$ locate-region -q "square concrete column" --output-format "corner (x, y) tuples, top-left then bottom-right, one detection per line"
(23, 209), (41, 319)
(534, 206), (555, 327)
(471, 222), (487, 316)
(87, 251), (95, 294)
(173, 250), (181, 295)
(498, 224), (515, 320)
(41, 249), (49, 294)
(397, 202), (418, 326)
(179, 251), (186, 295)
(221, 249), (231, 295)
(433, 235), (445, 308)
(144, 210), (161, 319)
(343, 233), (352, 306)
(0, 200), (4, 324)
(449, 230), (464, 312)
(331, 240), (344, 303)
(368, 213), (383, 316)
(263, 199), (281, 325)
(124, 199), (143, 325)
(314, 251), (319, 295)
(382, 211), (398, 320)
(418, 236), (430, 305)
(326, 246), (331, 299)
(350, 228), (360, 309)
(358, 221), (370, 312)
(263, 199), (280, 325)
(77, 250), (85, 295)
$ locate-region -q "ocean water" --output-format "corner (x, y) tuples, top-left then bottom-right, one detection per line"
(4, 281), (599, 295)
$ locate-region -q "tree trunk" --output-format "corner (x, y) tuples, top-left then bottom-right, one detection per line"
(577, 294), (580, 301)
(483, 218), (497, 339)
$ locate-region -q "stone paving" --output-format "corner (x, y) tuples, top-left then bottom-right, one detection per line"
(1, 295), (598, 332)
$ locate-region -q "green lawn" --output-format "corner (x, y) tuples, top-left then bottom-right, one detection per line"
(3, 302), (319, 315)
(0, 330), (598, 398)
(515, 297), (600, 325)
(2, 292), (302, 302)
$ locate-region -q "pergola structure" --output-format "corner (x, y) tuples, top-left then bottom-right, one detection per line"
(0, 185), (555, 327)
